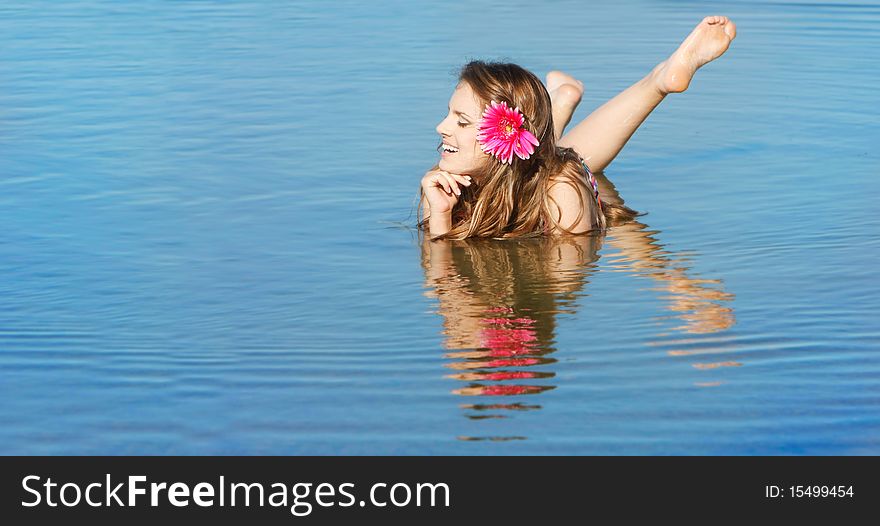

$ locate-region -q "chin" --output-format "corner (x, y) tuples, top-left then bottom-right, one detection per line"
(439, 159), (457, 172)
(439, 160), (470, 174)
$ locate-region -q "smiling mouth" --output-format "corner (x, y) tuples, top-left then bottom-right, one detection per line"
(439, 144), (460, 154)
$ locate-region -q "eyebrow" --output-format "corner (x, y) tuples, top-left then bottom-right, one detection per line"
(448, 104), (472, 119)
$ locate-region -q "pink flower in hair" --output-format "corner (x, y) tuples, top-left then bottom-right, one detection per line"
(476, 101), (540, 164)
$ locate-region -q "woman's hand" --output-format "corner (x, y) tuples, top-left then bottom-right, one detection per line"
(421, 169), (472, 215)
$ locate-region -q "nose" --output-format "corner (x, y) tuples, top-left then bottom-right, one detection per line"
(435, 115), (452, 137)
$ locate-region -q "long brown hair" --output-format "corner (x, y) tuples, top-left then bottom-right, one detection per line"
(418, 60), (635, 240)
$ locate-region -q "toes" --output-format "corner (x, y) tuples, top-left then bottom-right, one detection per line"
(725, 20), (737, 39)
(703, 15), (734, 29)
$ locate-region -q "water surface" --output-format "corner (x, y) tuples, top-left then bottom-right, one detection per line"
(1, 0), (878, 454)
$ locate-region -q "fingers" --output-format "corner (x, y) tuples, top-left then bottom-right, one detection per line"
(432, 172), (454, 195)
(441, 172), (472, 196)
(452, 173), (473, 188)
(429, 171), (472, 196)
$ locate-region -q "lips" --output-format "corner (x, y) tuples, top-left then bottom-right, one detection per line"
(440, 143), (459, 154)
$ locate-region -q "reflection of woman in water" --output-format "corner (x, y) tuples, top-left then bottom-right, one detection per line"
(422, 234), (603, 401)
(417, 16), (736, 240)
(420, 176), (736, 437)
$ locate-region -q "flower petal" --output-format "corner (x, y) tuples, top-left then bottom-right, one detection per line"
(476, 100), (540, 164)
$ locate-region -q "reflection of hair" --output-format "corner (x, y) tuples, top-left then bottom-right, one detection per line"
(450, 236), (603, 345)
(422, 236), (604, 412)
(418, 60), (636, 240)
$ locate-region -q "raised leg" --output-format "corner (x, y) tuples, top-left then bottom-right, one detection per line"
(558, 16), (736, 173)
(546, 71), (584, 140)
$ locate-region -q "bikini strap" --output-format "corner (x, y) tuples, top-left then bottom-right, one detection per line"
(581, 160), (603, 211)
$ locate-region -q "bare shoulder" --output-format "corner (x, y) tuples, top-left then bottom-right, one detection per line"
(546, 172), (596, 235)
(547, 172), (584, 204)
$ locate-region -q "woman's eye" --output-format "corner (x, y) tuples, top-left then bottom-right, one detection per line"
(457, 121), (469, 127)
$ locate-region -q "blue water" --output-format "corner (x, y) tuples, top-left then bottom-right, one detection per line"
(1, 0), (878, 454)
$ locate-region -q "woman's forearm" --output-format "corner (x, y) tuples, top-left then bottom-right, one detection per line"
(420, 193), (453, 237)
(428, 212), (453, 237)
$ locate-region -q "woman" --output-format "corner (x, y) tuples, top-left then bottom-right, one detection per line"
(418, 16), (737, 240)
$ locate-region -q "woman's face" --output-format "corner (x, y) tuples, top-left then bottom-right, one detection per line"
(435, 82), (488, 175)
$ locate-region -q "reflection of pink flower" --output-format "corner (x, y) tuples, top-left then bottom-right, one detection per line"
(487, 348), (532, 358)
(479, 385), (542, 396)
(481, 328), (537, 349)
(484, 371), (536, 381)
(450, 310), (550, 399)
(481, 317), (536, 325)
(487, 358), (539, 368)
(476, 101), (540, 164)
(479, 315), (539, 356)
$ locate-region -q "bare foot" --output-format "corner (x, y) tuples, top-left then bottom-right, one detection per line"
(546, 70), (584, 139)
(655, 15), (736, 94)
